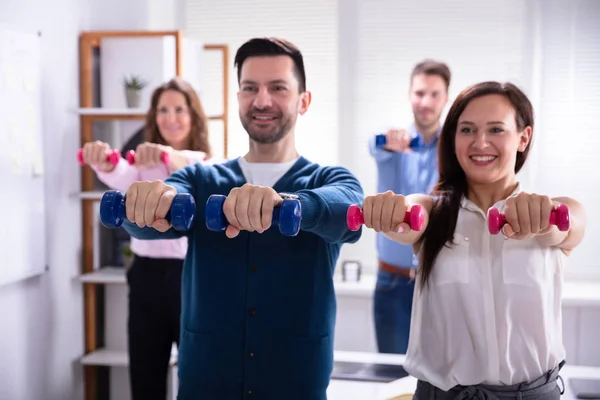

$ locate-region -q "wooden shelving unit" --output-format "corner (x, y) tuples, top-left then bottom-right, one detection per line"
(78, 30), (229, 400)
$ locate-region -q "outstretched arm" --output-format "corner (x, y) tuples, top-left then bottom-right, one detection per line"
(167, 150), (208, 171)
(368, 134), (394, 163)
(94, 159), (141, 193)
(537, 196), (586, 256)
(293, 166), (364, 244)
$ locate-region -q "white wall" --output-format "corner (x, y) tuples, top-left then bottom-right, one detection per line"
(0, 1), (186, 398)
(0, 1), (91, 399)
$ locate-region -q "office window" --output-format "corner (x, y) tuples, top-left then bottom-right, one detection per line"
(532, 0), (600, 278)
(185, 0), (339, 164)
(350, 0), (533, 188)
(340, 0), (536, 272)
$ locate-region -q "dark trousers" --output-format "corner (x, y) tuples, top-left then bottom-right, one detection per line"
(414, 361), (565, 399)
(127, 255), (183, 400)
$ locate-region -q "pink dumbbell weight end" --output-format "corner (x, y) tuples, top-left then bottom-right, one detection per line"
(346, 204), (425, 232)
(487, 203), (570, 235)
(126, 150), (170, 165)
(77, 149), (120, 166)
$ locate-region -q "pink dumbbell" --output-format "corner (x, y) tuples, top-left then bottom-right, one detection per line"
(126, 150), (170, 166)
(77, 148), (120, 166)
(487, 204), (570, 234)
(346, 204), (425, 232)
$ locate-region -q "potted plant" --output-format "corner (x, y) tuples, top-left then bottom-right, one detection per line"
(121, 242), (134, 268)
(123, 74), (148, 108)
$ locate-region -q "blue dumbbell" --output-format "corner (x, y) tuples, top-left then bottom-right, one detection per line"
(205, 194), (302, 236)
(99, 190), (196, 231)
(375, 133), (420, 149)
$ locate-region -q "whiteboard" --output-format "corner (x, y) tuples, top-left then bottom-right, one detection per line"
(0, 27), (47, 287)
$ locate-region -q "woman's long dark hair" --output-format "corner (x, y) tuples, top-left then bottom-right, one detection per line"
(418, 81), (535, 288)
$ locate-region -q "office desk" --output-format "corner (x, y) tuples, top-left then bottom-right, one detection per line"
(329, 351), (600, 400)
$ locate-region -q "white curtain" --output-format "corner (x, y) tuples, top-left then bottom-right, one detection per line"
(185, 0), (339, 165)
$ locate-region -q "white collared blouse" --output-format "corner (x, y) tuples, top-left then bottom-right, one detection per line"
(404, 185), (566, 391)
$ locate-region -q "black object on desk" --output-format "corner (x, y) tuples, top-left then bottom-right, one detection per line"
(331, 361), (408, 383)
(571, 378), (600, 399)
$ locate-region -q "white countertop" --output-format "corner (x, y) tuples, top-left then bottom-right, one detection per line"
(329, 351), (600, 400)
(334, 275), (600, 307)
(334, 350), (405, 365)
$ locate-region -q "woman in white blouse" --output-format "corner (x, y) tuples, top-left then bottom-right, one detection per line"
(360, 81), (586, 399)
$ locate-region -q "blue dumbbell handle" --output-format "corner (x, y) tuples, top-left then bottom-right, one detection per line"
(100, 190), (195, 231)
(205, 194), (301, 236)
(375, 133), (419, 149)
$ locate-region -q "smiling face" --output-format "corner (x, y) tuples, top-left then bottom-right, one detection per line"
(155, 89), (192, 149)
(237, 55), (310, 144)
(454, 94), (532, 185)
(409, 73), (448, 131)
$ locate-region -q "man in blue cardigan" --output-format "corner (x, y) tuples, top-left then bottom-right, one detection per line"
(119, 37), (364, 400)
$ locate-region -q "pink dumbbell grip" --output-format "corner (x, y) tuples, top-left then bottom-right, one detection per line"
(126, 150), (170, 166)
(77, 148), (120, 166)
(487, 203), (570, 234)
(346, 204), (425, 232)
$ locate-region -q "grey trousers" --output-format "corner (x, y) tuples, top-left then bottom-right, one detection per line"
(413, 361), (565, 400)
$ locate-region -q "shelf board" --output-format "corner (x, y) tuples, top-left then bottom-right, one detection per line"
(81, 347), (177, 367)
(77, 191), (105, 200)
(78, 107), (224, 121)
(80, 267), (126, 284)
(78, 108), (146, 120)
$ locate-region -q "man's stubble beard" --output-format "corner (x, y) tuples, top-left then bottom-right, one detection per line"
(241, 113), (296, 144)
(414, 110), (442, 133)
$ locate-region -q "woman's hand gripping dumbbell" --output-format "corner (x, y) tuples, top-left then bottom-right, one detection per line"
(487, 192), (570, 237)
(126, 149), (170, 166)
(77, 141), (120, 171)
(99, 181), (196, 232)
(205, 184), (302, 238)
(347, 191), (425, 232)
(125, 143), (172, 167)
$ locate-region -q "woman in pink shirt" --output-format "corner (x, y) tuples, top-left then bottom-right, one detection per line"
(80, 77), (213, 400)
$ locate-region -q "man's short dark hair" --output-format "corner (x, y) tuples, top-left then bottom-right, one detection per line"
(411, 59), (451, 90)
(234, 37), (307, 93)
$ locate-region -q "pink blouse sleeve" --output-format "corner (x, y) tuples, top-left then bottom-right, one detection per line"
(92, 158), (141, 193)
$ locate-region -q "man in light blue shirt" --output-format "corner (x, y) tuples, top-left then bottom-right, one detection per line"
(369, 60), (451, 354)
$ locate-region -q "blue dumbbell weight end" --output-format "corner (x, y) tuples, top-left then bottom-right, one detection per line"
(375, 133), (420, 149)
(205, 194), (302, 236)
(99, 190), (196, 231)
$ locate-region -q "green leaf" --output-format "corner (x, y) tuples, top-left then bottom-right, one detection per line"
(123, 74), (149, 90)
